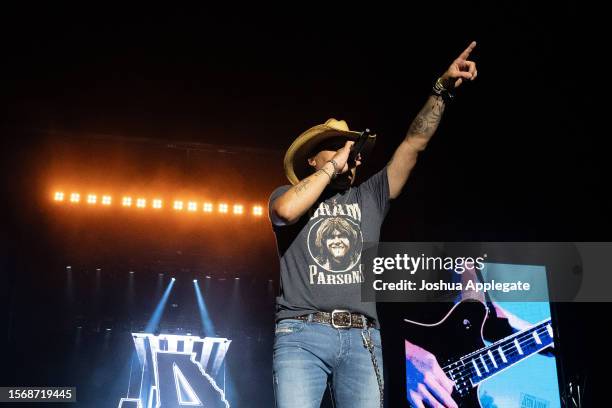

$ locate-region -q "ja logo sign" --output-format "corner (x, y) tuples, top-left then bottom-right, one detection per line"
(118, 334), (231, 408)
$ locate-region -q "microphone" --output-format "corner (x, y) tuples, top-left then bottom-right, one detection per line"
(348, 128), (376, 165)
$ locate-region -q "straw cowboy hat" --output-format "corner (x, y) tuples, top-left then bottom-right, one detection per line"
(283, 118), (373, 185)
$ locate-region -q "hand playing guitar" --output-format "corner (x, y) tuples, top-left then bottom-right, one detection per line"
(405, 300), (555, 408)
(405, 340), (458, 408)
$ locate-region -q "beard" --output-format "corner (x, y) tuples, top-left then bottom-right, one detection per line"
(329, 172), (353, 190)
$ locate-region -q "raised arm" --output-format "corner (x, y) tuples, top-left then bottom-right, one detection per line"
(387, 41), (478, 199)
(272, 141), (354, 225)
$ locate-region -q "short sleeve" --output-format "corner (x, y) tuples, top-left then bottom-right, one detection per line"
(268, 185), (292, 227)
(358, 166), (391, 218)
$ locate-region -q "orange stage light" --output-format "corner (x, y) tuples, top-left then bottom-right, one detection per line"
(51, 187), (267, 220)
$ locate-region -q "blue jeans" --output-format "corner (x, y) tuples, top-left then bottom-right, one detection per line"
(272, 317), (383, 408)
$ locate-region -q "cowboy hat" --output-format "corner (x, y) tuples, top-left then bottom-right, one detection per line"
(283, 118), (374, 185)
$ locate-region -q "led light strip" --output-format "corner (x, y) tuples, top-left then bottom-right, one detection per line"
(53, 191), (264, 216)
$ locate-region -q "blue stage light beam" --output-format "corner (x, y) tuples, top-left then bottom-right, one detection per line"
(193, 280), (216, 336)
(194, 279), (238, 405)
(145, 278), (176, 333)
(119, 276), (176, 405)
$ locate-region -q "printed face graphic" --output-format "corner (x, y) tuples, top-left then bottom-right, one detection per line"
(326, 229), (351, 260)
(308, 216), (363, 273)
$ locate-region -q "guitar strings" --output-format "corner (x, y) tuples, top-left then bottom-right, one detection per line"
(441, 320), (550, 371)
(441, 321), (549, 371)
(444, 324), (551, 380)
(441, 324), (553, 381)
(445, 328), (552, 382)
(444, 328), (551, 382)
(455, 323), (550, 368)
(448, 341), (551, 383)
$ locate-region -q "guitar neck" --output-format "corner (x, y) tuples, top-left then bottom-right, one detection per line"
(446, 318), (554, 394)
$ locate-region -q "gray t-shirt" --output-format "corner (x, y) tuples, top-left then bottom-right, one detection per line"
(268, 167), (391, 326)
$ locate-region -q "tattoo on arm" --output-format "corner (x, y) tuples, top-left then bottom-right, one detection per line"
(386, 96), (446, 188)
(407, 95), (445, 139)
(293, 178), (311, 195)
(292, 170), (326, 196)
(293, 169), (329, 195)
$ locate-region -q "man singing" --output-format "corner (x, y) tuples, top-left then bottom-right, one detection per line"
(269, 42), (478, 408)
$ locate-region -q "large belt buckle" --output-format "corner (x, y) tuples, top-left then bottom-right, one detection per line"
(331, 309), (352, 329)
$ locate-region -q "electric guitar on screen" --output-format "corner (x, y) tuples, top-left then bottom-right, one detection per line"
(404, 299), (556, 408)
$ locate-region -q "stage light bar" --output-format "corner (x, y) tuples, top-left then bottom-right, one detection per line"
(51, 191), (265, 219)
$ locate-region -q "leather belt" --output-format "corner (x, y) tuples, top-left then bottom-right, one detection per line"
(289, 309), (375, 329)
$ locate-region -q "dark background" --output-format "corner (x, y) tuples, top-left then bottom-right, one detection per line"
(1, 2), (604, 407)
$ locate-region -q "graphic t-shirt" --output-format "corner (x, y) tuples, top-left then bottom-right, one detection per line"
(268, 167), (391, 327)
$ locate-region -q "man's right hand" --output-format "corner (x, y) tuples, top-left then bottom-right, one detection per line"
(405, 340), (458, 408)
(330, 140), (354, 174)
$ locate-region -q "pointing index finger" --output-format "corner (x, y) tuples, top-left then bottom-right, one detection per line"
(458, 41), (477, 60)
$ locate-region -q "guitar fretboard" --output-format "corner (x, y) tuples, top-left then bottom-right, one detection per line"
(445, 319), (554, 397)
